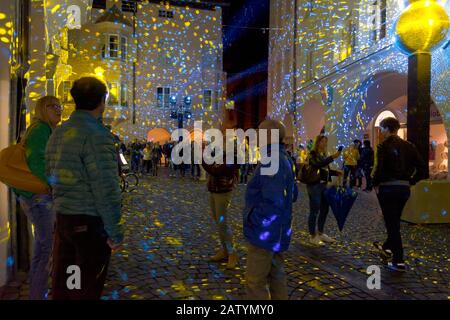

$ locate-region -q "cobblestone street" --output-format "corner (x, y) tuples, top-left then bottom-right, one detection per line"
(101, 168), (449, 300)
(2, 167), (449, 300)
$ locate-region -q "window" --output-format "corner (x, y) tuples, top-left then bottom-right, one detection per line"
(109, 82), (119, 105)
(159, 10), (174, 18)
(121, 36), (127, 61)
(203, 89), (212, 109)
(369, 0), (387, 44)
(62, 80), (73, 103)
(214, 90), (220, 111)
(92, 0), (106, 9)
(156, 87), (171, 108)
(121, 82), (128, 107)
(109, 35), (119, 58)
(306, 46), (314, 81)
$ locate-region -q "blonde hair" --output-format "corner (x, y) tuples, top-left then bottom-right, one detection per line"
(32, 95), (60, 128)
(312, 135), (328, 154)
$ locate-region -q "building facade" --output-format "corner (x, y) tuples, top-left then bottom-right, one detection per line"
(27, 0), (226, 141)
(268, 0), (449, 178)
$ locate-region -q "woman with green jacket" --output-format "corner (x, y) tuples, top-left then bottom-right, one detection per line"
(15, 96), (62, 299)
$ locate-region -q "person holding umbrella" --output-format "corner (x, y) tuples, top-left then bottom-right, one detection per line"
(372, 117), (426, 272)
(306, 135), (342, 246)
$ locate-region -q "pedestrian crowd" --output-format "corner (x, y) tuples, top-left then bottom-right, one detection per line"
(0, 76), (427, 300)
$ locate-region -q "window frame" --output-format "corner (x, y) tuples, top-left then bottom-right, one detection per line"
(156, 87), (171, 108)
(203, 89), (212, 109)
(120, 36), (127, 61)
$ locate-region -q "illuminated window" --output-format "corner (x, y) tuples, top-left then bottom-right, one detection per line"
(109, 35), (119, 58)
(121, 82), (128, 107)
(203, 89), (212, 109)
(156, 87), (171, 108)
(121, 36), (127, 61)
(109, 82), (119, 105)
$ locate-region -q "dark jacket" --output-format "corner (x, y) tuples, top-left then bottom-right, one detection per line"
(372, 135), (426, 186)
(308, 150), (339, 184)
(243, 145), (298, 253)
(360, 146), (374, 168)
(203, 156), (238, 193)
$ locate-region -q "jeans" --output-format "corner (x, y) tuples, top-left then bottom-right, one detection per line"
(377, 185), (410, 264)
(343, 165), (357, 188)
(245, 243), (288, 300)
(191, 164), (200, 178)
(52, 214), (111, 300)
(239, 164), (250, 184)
(209, 192), (234, 254)
(362, 165), (373, 190)
(306, 183), (329, 235)
(142, 160), (152, 174)
(18, 194), (54, 300)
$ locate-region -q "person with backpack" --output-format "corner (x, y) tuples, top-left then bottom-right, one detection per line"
(13, 95), (62, 299)
(372, 117), (426, 272)
(304, 135), (342, 246)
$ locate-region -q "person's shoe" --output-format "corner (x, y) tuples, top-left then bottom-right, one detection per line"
(226, 253), (238, 269)
(318, 233), (336, 243)
(209, 250), (228, 262)
(373, 242), (393, 259)
(387, 262), (407, 272)
(309, 235), (325, 246)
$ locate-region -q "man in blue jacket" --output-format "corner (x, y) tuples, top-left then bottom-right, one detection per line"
(243, 120), (298, 300)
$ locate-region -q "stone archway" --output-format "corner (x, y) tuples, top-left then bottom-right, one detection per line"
(346, 71), (448, 178)
(147, 128), (171, 144)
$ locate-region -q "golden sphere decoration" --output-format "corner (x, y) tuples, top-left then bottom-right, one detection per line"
(395, 0), (450, 54)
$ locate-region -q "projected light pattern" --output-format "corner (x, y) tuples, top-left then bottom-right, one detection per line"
(268, 0), (450, 150)
(23, 0), (225, 142)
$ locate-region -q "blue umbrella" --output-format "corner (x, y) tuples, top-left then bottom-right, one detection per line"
(324, 186), (358, 231)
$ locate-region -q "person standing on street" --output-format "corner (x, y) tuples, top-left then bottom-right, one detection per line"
(14, 95), (62, 299)
(372, 117), (426, 272)
(46, 77), (124, 299)
(306, 135), (342, 246)
(244, 120), (298, 300)
(360, 140), (374, 192)
(342, 140), (360, 188)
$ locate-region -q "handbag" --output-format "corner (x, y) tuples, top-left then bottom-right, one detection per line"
(0, 137), (50, 194)
(298, 163), (320, 185)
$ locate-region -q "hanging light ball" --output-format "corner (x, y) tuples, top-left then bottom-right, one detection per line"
(395, 0), (450, 54)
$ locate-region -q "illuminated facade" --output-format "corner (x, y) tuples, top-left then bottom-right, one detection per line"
(27, 0), (226, 141)
(268, 0), (449, 177)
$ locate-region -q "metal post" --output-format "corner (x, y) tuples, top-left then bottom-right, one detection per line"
(407, 52), (431, 179)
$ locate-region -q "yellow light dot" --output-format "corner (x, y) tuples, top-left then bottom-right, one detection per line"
(184, 21), (191, 27)
(0, 13), (6, 20)
(1, 37), (9, 43)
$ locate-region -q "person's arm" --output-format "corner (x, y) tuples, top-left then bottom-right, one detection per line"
(371, 144), (384, 187)
(309, 151), (334, 169)
(83, 132), (124, 244)
(410, 144), (427, 185)
(25, 124), (51, 185)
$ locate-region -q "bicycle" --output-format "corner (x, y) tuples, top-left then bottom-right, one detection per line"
(118, 152), (139, 193)
(120, 171), (139, 193)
